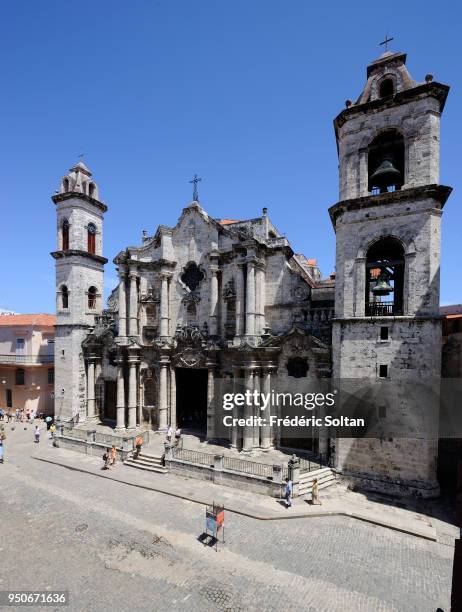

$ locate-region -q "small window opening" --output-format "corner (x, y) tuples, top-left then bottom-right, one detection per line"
(15, 368), (25, 386)
(87, 223), (96, 254)
(88, 286), (97, 309)
(61, 285), (69, 309)
(88, 182), (95, 197)
(379, 78), (394, 98)
(379, 364), (388, 378)
(287, 357), (309, 378)
(380, 327), (389, 341)
(62, 220), (69, 250)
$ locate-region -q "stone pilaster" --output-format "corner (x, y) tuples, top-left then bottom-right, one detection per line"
(260, 367), (273, 450)
(210, 266), (219, 335)
(118, 267), (127, 336)
(127, 351), (139, 430)
(235, 263), (245, 336)
(160, 273), (171, 338)
(256, 262), (266, 334)
(115, 355), (126, 431)
(170, 366), (177, 430)
(158, 357), (169, 431)
(128, 270), (138, 336)
(242, 367), (254, 453)
(230, 368), (240, 450)
(245, 260), (256, 336)
(206, 365), (216, 440)
(86, 357), (96, 420)
(253, 368), (261, 449)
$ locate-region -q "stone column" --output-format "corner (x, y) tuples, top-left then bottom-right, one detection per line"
(160, 273), (170, 338)
(128, 270), (138, 336)
(242, 368), (254, 453)
(354, 257), (366, 317)
(118, 268), (127, 336)
(94, 358), (102, 419)
(245, 261), (256, 336)
(210, 267), (219, 335)
(230, 369), (240, 450)
(158, 358), (169, 430)
(115, 355), (126, 431)
(86, 358), (96, 420)
(256, 263), (266, 335)
(235, 264), (245, 336)
(127, 352), (139, 430)
(170, 366), (177, 430)
(260, 367), (272, 450)
(253, 369), (261, 449)
(206, 366), (216, 441)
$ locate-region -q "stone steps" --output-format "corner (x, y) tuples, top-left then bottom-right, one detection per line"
(123, 452), (167, 474)
(298, 467), (336, 495)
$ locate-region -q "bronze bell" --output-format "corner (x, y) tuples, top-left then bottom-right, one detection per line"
(372, 271), (393, 296)
(370, 155), (402, 190)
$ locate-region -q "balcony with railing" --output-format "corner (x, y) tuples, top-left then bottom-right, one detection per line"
(365, 301), (403, 317)
(0, 353), (54, 365)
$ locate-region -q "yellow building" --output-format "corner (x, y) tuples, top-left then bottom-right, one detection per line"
(0, 314), (55, 415)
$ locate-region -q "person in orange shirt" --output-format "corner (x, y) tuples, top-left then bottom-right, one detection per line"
(110, 445), (117, 467)
(134, 435), (143, 459)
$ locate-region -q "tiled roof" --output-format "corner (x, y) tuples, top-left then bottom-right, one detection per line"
(0, 314), (56, 327)
(218, 219), (241, 225)
(440, 304), (462, 316)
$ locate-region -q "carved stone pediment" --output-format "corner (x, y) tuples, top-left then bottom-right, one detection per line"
(172, 347), (206, 368)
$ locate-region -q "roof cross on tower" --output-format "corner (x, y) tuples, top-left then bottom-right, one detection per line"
(379, 35), (394, 52)
(189, 173), (202, 202)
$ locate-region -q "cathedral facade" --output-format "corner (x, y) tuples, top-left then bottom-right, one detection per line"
(52, 50), (451, 496)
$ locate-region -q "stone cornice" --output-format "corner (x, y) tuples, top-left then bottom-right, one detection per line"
(52, 191), (108, 213)
(51, 249), (108, 264)
(329, 184), (452, 228)
(334, 81), (450, 133)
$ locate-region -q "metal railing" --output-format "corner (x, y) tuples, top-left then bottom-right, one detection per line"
(174, 448), (215, 467)
(365, 302), (402, 317)
(0, 353), (54, 365)
(222, 456), (274, 478)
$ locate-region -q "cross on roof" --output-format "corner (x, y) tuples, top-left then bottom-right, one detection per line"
(189, 174), (202, 202)
(379, 35), (394, 52)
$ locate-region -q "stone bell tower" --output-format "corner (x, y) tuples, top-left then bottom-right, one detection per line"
(329, 50), (452, 497)
(51, 161), (108, 423)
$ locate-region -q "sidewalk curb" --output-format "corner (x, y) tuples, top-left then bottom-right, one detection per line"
(32, 455), (437, 542)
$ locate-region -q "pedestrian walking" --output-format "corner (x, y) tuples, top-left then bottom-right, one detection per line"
(102, 448), (111, 470)
(0, 408), (4, 421)
(166, 425), (172, 443)
(110, 445), (117, 467)
(311, 478), (322, 505)
(134, 435), (143, 459)
(175, 427), (181, 444)
(34, 425), (40, 443)
(285, 478), (293, 508)
(0, 440), (4, 463)
(49, 423), (56, 439)
(45, 416), (52, 431)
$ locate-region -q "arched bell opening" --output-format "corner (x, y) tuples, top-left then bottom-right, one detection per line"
(368, 130), (404, 194)
(365, 237), (404, 316)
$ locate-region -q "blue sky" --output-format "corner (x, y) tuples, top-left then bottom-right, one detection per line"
(1, 0), (460, 312)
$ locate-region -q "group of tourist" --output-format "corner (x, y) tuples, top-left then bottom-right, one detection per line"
(166, 426), (182, 444)
(0, 407), (38, 423)
(102, 445), (118, 470)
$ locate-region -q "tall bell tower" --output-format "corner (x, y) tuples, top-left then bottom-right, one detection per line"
(329, 50), (451, 497)
(51, 161), (108, 423)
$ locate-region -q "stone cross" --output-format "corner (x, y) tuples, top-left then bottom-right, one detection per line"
(189, 174), (202, 202)
(379, 35), (394, 52)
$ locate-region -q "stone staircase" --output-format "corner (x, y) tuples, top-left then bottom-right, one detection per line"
(123, 451), (168, 474)
(298, 466), (336, 497)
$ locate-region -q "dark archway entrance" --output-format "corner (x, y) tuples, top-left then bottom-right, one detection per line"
(176, 368), (208, 433)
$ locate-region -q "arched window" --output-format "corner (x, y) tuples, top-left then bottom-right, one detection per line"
(62, 219), (69, 250)
(88, 286), (97, 309)
(87, 223), (96, 254)
(61, 285), (69, 309)
(365, 237), (404, 316)
(379, 78), (394, 98)
(368, 130), (404, 194)
(63, 178), (70, 192)
(88, 182), (96, 198)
